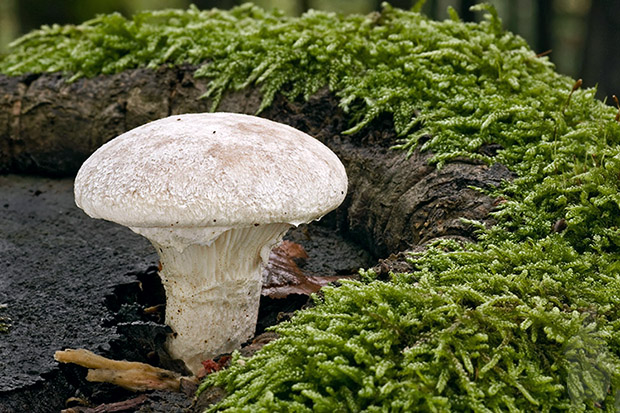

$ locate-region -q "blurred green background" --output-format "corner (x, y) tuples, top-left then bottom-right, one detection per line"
(1, 0), (619, 100)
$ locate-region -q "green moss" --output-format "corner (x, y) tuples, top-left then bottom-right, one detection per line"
(4, 3), (620, 411)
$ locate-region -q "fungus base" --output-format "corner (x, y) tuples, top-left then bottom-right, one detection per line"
(153, 223), (291, 374)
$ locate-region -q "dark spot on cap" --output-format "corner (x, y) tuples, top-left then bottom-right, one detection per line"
(254, 223), (259, 227)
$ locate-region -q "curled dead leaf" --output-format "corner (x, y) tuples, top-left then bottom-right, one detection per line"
(262, 240), (353, 299)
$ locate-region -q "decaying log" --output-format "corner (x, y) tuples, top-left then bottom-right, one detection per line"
(0, 67), (513, 256)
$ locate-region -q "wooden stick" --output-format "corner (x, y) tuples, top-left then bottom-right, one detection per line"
(55, 349), (196, 392)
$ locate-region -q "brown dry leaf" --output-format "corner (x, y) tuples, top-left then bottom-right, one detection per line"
(276, 240), (309, 262)
(238, 331), (279, 358)
(262, 240), (352, 299)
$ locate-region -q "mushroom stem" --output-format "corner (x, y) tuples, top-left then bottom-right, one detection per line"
(152, 223), (291, 374)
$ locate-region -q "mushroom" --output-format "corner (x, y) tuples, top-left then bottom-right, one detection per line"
(74, 113), (347, 374)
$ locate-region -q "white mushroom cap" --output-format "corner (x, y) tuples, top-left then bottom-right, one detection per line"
(74, 112), (347, 247)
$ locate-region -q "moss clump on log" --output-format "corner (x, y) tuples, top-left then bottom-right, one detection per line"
(4, 2), (620, 411)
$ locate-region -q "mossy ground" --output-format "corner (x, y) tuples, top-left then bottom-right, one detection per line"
(4, 2), (620, 411)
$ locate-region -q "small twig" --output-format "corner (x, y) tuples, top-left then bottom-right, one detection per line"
(526, 49), (552, 62)
(612, 95), (620, 123)
(561, 78), (582, 115)
(55, 349), (196, 392)
(143, 304), (164, 315)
